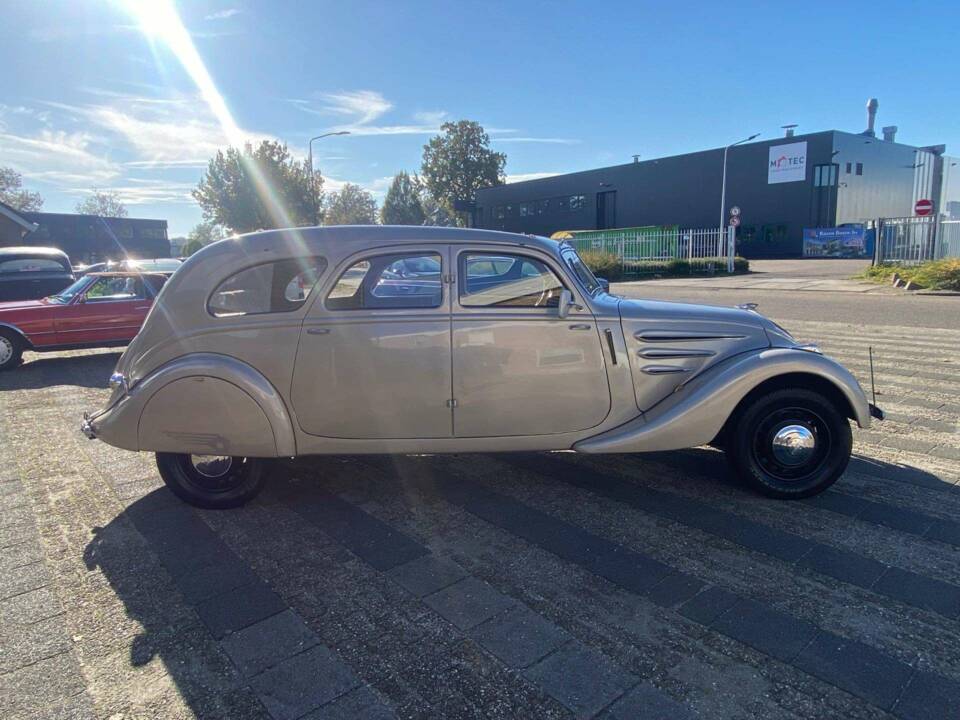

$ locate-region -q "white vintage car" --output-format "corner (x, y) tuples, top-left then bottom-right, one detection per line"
(82, 226), (881, 508)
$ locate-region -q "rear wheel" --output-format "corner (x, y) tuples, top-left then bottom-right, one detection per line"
(725, 388), (852, 499)
(0, 331), (23, 371)
(155, 452), (265, 508)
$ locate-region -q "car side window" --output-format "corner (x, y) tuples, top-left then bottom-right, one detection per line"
(460, 253), (564, 308)
(0, 258), (68, 273)
(84, 277), (145, 302)
(208, 257), (327, 317)
(326, 252), (443, 310)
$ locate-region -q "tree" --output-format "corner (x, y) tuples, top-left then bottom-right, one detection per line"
(75, 190), (128, 218)
(324, 184), (378, 225)
(193, 140), (321, 233)
(420, 120), (505, 226)
(0, 167), (43, 212)
(182, 239), (205, 256)
(188, 220), (226, 246)
(419, 187), (457, 227)
(380, 171), (425, 225)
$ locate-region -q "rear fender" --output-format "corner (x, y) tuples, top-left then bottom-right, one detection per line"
(91, 353), (295, 457)
(574, 348), (870, 454)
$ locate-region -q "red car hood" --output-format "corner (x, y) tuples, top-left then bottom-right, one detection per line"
(0, 299), (53, 313)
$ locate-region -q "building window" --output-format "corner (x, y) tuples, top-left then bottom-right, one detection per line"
(855, 162), (863, 176)
(845, 162), (852, 174)
(494, 205), (505, 220)
(538, 199), (550, 215)
(519, 201), (535, 217)
(813, 164), (837, 187)
(569, 195), (585, 211)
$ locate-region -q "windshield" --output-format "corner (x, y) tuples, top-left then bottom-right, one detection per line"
(47, 276), (93, 304)
(561, 246), (603, 295)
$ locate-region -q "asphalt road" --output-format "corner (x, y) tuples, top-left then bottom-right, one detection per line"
(2, 281), (959, 719)
(613, 259), (960, 330)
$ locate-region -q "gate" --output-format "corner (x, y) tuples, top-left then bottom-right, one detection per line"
(876, 216), (960, 264)
(555, 225), (736, 276)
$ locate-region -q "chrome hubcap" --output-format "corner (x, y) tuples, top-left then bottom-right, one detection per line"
(0, 337), (12, 365)
(771, 425), (816, 466)
(189, 455), (233, 478)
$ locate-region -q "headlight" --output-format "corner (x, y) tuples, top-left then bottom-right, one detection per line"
(795, 343), (822, 354)
(108, 372), (128, 393)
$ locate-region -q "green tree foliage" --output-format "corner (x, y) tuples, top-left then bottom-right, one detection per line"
(380, 171), (425, 225)
(187, 220), (226, 246)
(324, 183), (378, 225)
(75, 189), (128, 217)
(193, 140), (321, 233)
(182, 239), (205, 256)
(419, 186), (457, 227)
(421, 120), (505, 226)
(0, 167), (43, 212)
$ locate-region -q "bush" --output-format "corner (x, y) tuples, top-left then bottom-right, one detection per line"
(859, 259), (960, 291)
(577, 250), (625, 281)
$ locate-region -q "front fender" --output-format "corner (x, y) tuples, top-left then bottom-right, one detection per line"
(88, 353), (296, 457)
(574, 348), (870, 454)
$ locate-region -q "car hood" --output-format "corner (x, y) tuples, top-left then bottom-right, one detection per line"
(615, 296), (775, 411)
(0, 299), (53, 313)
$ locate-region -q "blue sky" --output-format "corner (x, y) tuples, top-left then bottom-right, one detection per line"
(1, 0), (957, 236)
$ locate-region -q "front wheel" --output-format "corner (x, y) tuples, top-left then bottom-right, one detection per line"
(725, 388), (852, 499)
(0, 331), (23, 371)
(156, 453), (266, 508)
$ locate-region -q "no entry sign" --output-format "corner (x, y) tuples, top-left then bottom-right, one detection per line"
(915, 199), (933, 216)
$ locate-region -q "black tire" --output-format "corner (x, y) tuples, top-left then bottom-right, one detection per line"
(0, 330), (23, 371)
(155, 452), (266, 509)
(725, 388), (852, 499)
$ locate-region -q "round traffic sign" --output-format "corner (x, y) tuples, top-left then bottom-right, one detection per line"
(729, 206), (741, 217)
(729, 216), (741, 227)
(915, 199), (933, 216)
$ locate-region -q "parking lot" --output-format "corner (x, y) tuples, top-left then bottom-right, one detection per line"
(2, 292), (960, 719)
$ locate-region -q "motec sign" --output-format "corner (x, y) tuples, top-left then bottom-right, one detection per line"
(915, 199), (933, 216)
(768, 141), (807, 184)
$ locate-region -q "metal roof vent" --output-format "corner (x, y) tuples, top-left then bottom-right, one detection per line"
(864, 98), (879, 137)
(782, 124), (798, 138)
(882, 125), (898, 142)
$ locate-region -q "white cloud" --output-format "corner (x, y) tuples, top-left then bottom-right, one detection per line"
(290, 91), (451, 137)
(317, 90), (393, 125)
(205, 8), (242, 20)
(0, 129), (119, 184)
(64, 178), (196, 205)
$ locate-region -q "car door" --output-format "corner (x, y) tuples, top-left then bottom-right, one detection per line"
(451, 247), (611, 437)
(54, 275), (152, 345)
(291, 246), (453, 439)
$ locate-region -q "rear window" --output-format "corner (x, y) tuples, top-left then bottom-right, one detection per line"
(0, 258), (68, 273)
(208, 257), (327, 317)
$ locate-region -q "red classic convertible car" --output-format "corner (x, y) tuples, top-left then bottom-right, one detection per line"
(0, 271), (172, 371)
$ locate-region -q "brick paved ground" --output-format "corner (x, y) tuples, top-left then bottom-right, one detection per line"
(1, 316), (959, 719)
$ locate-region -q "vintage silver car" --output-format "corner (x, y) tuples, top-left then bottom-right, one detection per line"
(82, 226), (882, 508)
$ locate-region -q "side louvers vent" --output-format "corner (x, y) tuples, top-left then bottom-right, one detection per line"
(638, 348), (716, 359)
(634, 330), (745, 343)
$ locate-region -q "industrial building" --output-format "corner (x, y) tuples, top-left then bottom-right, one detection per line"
(475, 100), (959, 258)
(0, 203), (169, 264)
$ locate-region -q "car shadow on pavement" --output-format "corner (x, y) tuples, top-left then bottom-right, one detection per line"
(0, 351), (120, 390)
(82, 489), (269, 718)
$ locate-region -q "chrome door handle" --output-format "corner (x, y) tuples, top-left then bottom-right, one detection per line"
(568, 323), (591, 331)
(306, 327), (330, 335)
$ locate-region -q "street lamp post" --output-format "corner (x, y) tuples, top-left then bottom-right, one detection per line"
(307, 131), (350, 225)
(719, 133), (759, 229)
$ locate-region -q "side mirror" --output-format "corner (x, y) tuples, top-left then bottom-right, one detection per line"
(597, 278), (610, 293)
(558, 289), (574, 318)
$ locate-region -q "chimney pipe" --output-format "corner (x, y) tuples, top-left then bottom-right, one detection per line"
(782, 124), (798, 138)
(882, 125), (898, 142)
(864, 98), (879, 137)
(632, 154), (640, 163)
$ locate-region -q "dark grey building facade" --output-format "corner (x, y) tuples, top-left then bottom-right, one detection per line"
(11, 212), (170, 265)
(475, 127), (956, 258)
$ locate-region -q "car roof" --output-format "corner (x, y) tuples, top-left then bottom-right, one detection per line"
(0, 246), (70, 259)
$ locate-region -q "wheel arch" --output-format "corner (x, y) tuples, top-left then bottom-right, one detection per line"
(0, 322), (33, 350)
(713, 371), (857, 446)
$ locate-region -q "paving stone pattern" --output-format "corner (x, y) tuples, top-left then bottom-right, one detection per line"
(0, 320), (959, 719)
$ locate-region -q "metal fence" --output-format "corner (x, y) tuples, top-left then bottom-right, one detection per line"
(558, 225), (735, 276)
(875, 216), (960, 264)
